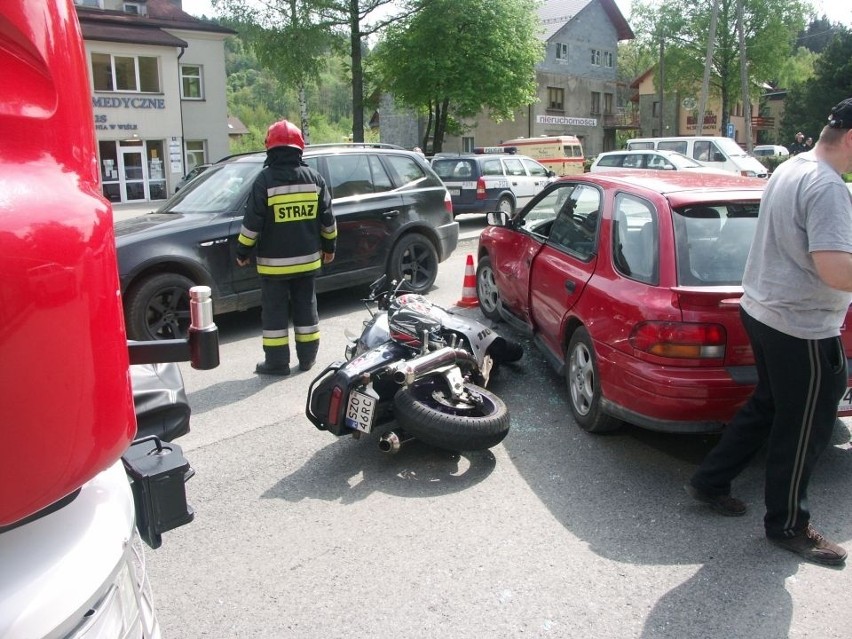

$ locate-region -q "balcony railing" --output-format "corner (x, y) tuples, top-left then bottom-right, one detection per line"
(603, 108), (640, 128)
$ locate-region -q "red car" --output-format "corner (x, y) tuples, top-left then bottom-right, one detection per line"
(476, 171), (852, 434)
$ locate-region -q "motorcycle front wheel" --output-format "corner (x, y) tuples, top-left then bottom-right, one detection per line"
(393, 379), (510, 451)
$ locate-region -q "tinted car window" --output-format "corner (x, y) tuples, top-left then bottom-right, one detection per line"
(503, 158), (526, 176)
(328, 154), (382, 198)
(544, 184), (601, 260)
(658, 141), (687, 154)
(369, 154), (394, 191)
(481, 159), (504, 176)
(612, 193), (658, 284)
(383, 154), (431, 189)
(673, 203), (759, 285)
(622, 154), (643, 168)
(597, 154), (623, 167)
(522, 158), (550, 177)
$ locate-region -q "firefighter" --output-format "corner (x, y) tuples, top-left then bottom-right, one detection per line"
(236, 120), (337, 375)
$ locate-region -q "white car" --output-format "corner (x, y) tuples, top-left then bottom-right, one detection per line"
(753, 144), (790, 158)
(589, 149), (730, 174)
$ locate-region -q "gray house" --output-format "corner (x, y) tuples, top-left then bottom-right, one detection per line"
(435, 0), (635, 157)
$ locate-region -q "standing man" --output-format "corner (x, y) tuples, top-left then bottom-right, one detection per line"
(788, 131), (807, 155)
(686, 98), (852, 566)
(236, 119), (337, 376)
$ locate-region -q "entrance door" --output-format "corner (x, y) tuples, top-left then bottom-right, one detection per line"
(120, 149), (147, 201)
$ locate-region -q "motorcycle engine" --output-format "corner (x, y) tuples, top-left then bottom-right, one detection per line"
(388, 294), (444, 348)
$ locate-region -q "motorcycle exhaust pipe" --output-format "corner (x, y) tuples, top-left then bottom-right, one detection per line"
(378, 430), (412, 454)
(388, 347), (476, 386)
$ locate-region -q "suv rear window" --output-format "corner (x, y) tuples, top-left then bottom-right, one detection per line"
(383, 154), (436, 189)
(673, 203), (759, 285)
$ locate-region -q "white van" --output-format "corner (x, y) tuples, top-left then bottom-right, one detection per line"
(626, 136), (769, 178)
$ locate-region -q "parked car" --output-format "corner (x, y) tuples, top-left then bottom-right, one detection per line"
(431, 152), (555, 216)
(476, 171), (852, 434)
(116, 144), (458, 341)
(753, 145), (790, 158)
(626, 136), (769, 178)
(589, 149), (730, 174)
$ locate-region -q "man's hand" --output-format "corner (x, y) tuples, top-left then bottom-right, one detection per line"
(323, 252), (335, 264)
(236, 256), (250, 267)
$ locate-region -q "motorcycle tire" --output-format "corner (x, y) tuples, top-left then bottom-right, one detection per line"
(393, 379), (510, 451)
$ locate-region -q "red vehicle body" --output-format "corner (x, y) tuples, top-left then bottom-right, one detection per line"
(0, 3), (217, 636)
(476, 170), (852, 434)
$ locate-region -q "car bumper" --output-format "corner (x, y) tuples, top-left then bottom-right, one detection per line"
(435, 221), (460, 261)
(451, 199), (497, 215)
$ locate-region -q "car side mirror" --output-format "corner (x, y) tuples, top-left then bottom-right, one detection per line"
(547, 170), (556, 178)
(486, 211), (511, 227)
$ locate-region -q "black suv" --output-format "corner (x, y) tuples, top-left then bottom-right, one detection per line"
(116, 144), (459, 340)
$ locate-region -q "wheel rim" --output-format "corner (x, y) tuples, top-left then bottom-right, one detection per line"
(412, 380), (493, 417)
(498, 198), (512, 215)
(477, 264), (499, 315)
(398, 241), (437, 290)
(569, 341), (595, 416)
(146, 286), (191, 339)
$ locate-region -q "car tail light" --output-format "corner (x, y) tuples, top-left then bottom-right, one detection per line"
(476, 177), (486, 200)
(327, 385), (344, 426)
(630, 321), (726, 359)
(443, 190), (453, 214)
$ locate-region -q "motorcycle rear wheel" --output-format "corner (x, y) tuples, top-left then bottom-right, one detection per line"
(393, 379), (510, 451)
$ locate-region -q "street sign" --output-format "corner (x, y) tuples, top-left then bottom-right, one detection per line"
(726, 122), (735, 138)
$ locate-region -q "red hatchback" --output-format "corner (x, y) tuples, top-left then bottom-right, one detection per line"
(476, 171), (852, 434)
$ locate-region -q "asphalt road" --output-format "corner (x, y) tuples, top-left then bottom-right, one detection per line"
(144, 224), (852, 639)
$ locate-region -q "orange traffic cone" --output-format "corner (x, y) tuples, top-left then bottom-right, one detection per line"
(456, 254), (479, 307)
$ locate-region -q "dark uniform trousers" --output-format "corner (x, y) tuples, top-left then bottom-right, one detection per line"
(691, 307), (847, 538)
(260, 275), (319, 367)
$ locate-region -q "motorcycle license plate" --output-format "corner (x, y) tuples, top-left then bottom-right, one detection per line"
(345, 389), (376, 433)
(839, 386), (852, 413)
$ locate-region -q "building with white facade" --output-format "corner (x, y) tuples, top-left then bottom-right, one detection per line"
(75, 0), (234, 202)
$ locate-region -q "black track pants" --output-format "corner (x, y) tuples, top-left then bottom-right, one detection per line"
(690, 307), (846, 537)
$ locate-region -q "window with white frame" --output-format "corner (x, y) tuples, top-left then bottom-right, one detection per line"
(591, 49), (601, 66)
(603, 51), (614, 68)
(181, 65), (204, 100)
(185, 140), (207, 172)
(555, 43), (568, 63)
(462, 137), (475, 153)
(123, 2), (147, 15)
(91, 53), (160, 92)
(74, 0), (102, 6)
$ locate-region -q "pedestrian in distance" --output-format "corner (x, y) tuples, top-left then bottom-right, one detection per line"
(236, 119), (337, 376)
(686, 97), (852, 566)
(788, 130), (807, 155)
(805, 136), (814, 151)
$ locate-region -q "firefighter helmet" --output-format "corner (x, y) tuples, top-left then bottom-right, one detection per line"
(265, 119), (305, 151)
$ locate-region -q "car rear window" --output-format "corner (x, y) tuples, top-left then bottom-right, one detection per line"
(432, 159), (475, 180)
(673, 203), (760, 285)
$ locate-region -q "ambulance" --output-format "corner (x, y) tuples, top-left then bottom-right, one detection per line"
(499, 135), (585, 176)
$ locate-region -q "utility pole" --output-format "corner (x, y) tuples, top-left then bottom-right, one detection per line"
(658, 31), (665, 136)
(736, 0), (753, 150)
(696, 0), (719, 136)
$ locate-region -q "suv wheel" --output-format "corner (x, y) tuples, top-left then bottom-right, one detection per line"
(126, 272), (194, 340)
(388, 233), (438, 293)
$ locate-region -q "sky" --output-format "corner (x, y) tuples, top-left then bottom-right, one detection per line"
(179, 0), (850, 28)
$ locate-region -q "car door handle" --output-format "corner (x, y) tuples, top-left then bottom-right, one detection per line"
(382, 210), (400, 219)
(565, 280), (576, 293)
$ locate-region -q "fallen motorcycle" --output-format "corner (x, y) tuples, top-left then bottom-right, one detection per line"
(306, 276), (523, 453)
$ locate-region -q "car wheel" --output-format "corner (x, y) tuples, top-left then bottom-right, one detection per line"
(388, 233), (438, 293)
(125, 273), (194, 341)
(497, 196), (513, 216)
(565, 326), (621, 433)
(476, 256), (501, 321)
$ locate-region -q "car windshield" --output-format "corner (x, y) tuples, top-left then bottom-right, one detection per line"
(666, 152), (705, 169)
(714, 137), (750, 157)
(159, 161), (263, 213)
(672, 202), (760, 285)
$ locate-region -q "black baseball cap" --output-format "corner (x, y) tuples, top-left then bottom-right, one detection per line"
(827, 97), (852, 129)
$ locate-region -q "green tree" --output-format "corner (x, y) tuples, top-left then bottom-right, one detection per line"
(215, 1), (334, 143)
(373, 0), (542, 153)
(782, 27), (852, 144)
(632, 0), (808, 134)
(313, 0), (416, 143)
